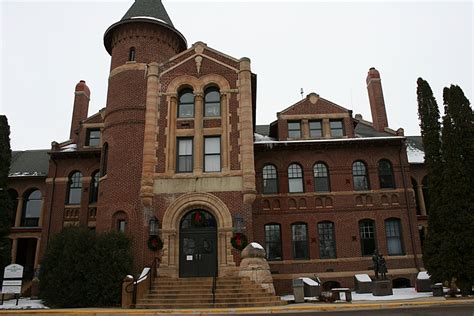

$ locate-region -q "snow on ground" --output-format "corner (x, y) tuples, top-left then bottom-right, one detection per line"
(281, 287), (435, 302)
(0, 298), (48, 309)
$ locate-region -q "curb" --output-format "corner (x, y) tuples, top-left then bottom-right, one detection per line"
(1, 299), (473, 315)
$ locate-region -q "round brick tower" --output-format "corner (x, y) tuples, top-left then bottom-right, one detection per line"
(98, 0), (187, 265)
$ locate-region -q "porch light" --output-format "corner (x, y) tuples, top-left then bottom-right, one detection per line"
(149, 216), (159, 236)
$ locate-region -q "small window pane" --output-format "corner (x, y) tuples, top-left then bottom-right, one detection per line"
(292, 223), (309, 259)
(309, 121), (322, 137)
(68, 172), (82, 205)
(90, 171), (100, 203)
(359, 220), (376, 256)
(204, 137), (221, 172)
(118, 220), (126, 233)
(379, 160), (395, 189)
(204, 88), (220, 117)
(263, 165), (278, 194)
(386, 219), (404, 255)
(87, 129), (100, 147)
(318, 222), (336, 259)
(177, 139), (193, 172)
(22, 190), (42, 227)
(265, 224), (282, 260)
(330, 120), (344, 137)
(288, 164), (303, 193)
(314, 163), (330, 192)
(178, 89), (194, 118)
(353, 161), (369, 191)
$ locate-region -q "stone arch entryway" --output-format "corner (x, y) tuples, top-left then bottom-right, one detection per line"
(160, 193), (236, 278)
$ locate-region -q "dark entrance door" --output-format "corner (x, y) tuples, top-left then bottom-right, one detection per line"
(179, 210), (217, 277)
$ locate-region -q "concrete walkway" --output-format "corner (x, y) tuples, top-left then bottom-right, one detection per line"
(0, 297), (473, 315)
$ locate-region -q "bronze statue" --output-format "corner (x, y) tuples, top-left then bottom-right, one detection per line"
(372, 249), (380, 279)
(378, 254), (388, 280)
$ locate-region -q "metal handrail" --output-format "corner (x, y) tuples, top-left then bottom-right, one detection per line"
(125, 257), (160, 306)
(211, 275), (217, 305)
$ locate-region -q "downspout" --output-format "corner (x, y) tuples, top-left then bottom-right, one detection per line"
(399, 139), (420, 271)
(46, 156), (58, 244)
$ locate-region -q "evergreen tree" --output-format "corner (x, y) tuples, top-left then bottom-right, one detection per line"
(0, 115), (12, 270)
(439, 85), (474, 295)
(416, 78), (445, 282)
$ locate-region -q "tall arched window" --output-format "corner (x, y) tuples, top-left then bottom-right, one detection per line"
(89, 171), (100, 204)
(67, 171), (82, 205)
(262, 165), (278, 194)
(314, 162), (330, 192)
(288, 163), (303, 193)
(264, 223), (282, 260)
(178, 88), (194, 118)
(422, 176), (430, 214)
(385, 218), (404, 255)
(292, 222), (309, 259)
(359, 219), (376, 256)
(128, 47), (136, 61)
(318, 221), (336, 259)
(378, 159), (395, 189)
(100, 142), (108, 177)
(22, 189), (42, 227)
(411, 178), (421, 215)
(353, 161), (369, 191)
(204, 86), (220, 117)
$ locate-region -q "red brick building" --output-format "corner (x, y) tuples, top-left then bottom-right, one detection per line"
(7, 0), (428, 294)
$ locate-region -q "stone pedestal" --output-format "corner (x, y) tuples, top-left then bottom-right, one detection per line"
(238, 242), (275, 294)
(354, 274), (372, 293)
(372, 280), (393, 296)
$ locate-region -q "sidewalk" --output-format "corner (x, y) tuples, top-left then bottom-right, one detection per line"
(0, 296), (473, 315)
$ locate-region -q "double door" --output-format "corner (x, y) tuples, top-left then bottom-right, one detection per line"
(179, 229), (217, 277)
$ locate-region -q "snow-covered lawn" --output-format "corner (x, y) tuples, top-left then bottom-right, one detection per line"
(0, 298), (48, 309)
(282, 287), (436, 302)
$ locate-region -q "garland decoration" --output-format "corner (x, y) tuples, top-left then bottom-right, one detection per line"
(230, 233), (248, 251)
(147, 235), (163, 251)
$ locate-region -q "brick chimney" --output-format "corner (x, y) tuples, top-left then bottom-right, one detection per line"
(366, 67), (388, 132)
(70, 80), (90, 142)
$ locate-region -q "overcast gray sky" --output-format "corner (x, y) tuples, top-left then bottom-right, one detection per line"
(1, 0), (472, 150)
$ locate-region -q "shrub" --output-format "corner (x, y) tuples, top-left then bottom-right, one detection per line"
(39, 227), (133, 307)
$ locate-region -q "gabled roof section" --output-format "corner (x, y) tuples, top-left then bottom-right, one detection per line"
(279, 93), (349, 117)
(121, 0), (174, 26)
(9, 150), (50, 178)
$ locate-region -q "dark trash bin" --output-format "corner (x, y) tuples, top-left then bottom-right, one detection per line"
(432, 283), (444, 297)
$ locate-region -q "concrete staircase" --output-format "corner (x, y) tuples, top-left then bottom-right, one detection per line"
(135, 276), (286, 309)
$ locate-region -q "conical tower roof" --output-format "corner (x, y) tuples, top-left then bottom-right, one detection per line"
(104, 0), (186, 55)
(121, 0), (174, 26)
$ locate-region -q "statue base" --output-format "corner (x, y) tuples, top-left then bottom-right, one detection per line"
(372, 279), (393, 296)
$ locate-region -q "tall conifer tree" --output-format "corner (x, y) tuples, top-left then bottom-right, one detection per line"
(416, 78), (445, 282)
(439, 85), (473, 295)
(0, 115), (12, 270)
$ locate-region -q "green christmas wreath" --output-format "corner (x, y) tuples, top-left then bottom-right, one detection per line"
(147, 236), (163, 251)
(230, 233), (248, 251)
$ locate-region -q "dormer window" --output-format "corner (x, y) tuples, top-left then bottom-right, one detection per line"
(86, 129), (100, 147)
(288, 121), (301, 138)
(128, 47), (136, 62)
(309, 120), (322, 137)
(330, 120), (344, 137)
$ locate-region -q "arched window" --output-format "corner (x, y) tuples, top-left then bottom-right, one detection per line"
(67, 171), (82, 205)
(178, 88), (194, 118)
(378, 159), (395, 189)
(264, 223), (282, 260)
(100, 142), (108, 177)
(262, 165), (278, 194)
(318, 221), (336, 259)
(22, 189), (42, 227)
(288, 163), (303, 193)
(359, 219), (376, 256)
(422, 176), (430, 214)
(292, 222), (309, 259)
(128, 47), (135, 61)
(353, 161), (369, 191)
(385, 218), (404, 255)
(314, 162), (330, 192)
(411, 178), (421, 215)
(89, 171), (100, 204)
(204, 86), (220, 117)
(113, 211), (128, 233)
(8, 189), (18, 227)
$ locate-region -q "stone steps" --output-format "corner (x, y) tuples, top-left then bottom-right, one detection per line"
(134, 276), (286, 309)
